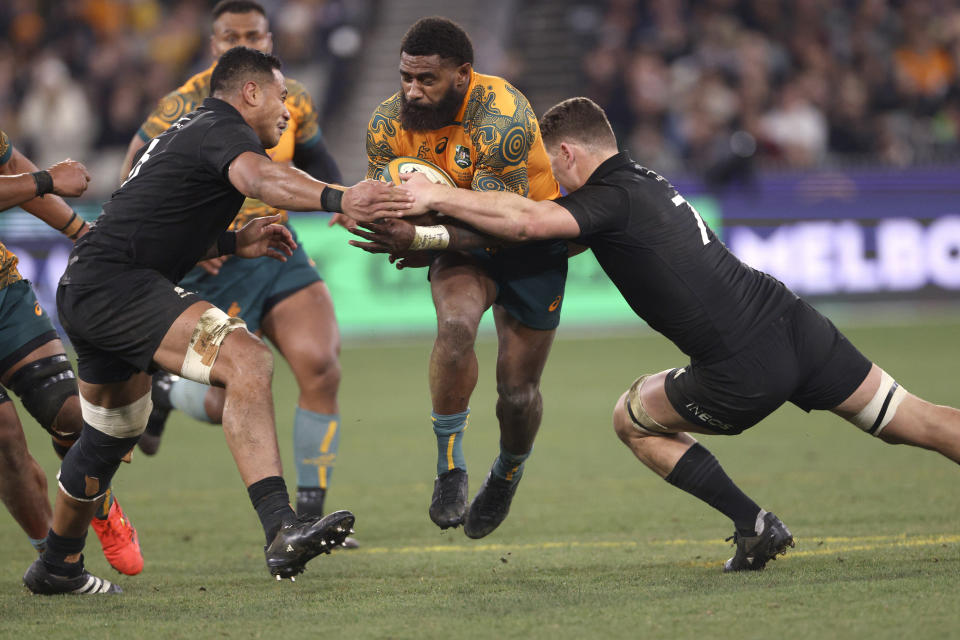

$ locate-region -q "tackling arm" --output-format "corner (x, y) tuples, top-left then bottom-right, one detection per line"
(228, 151), (412, 221)
(401, 174), (581, 242)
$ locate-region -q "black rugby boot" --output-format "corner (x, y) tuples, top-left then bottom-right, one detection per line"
(429, 468), (468, 529)
(723, 510), (795, 572)
(296, 487), (359, 549)
(23, 557), (122, 595)
(264, 510), (355, 579)
(463, 470), (522, 539)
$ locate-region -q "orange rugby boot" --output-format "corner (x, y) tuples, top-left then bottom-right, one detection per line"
(91, 491), (144, 576)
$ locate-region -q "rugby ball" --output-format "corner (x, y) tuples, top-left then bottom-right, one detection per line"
(383, 156), (456, 187)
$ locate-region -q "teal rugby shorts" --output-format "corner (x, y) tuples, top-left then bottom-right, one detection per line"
(469, 239), (568, 331)
(178, 229), (321, 334)
(0, 280), (59, 373)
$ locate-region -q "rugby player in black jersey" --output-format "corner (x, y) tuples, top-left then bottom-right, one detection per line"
(22, 46), (411, 595)
(361, 96), (960, 572)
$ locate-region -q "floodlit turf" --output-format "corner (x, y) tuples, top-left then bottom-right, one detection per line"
(2, 316), (959, 639)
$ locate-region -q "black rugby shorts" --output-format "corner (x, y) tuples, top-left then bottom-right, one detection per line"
(663, 298), (872, 435)
(57, 269), (200, 384)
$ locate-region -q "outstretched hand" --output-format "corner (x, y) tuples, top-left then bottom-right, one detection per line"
(348, 218), (416, 254)
(47, 159), (91, 197)
(236, 214), (297, 261)
(342, 179), (415, 222)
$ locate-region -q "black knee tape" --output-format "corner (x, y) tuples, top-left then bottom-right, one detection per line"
(57, 423), (139, 501)
(7, 354), (78, 435)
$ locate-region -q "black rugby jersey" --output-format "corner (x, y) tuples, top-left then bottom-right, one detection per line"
(63, 98), (268, 285)
(557, 151), (797, 363)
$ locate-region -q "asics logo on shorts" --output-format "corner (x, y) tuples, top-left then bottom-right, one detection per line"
(548, 295), (562, 312)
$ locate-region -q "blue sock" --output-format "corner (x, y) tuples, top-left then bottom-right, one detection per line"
(169, 378), (213, 423)
(28, 536), (47, 553)
(491, 446), (530, 482)
(293, 408), (340, 490)
(432, 409), (468, 476)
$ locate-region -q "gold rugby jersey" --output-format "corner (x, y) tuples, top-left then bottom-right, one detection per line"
(366, 70), (560, 201)
(0, 129), (23, 289)
(138, 64), (322, 229)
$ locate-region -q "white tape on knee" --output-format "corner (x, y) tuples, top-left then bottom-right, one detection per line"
(181, 307), (246, 385)
(79, 391), (152, 438)
(851, 369), (907, 436)
(625, 374), (672, 436)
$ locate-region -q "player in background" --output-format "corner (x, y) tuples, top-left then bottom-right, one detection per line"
(377, 96), (960, 570)
(120, 0), (350, 534)
(0, 130), (143, 576)
(363, 17), (567, 537)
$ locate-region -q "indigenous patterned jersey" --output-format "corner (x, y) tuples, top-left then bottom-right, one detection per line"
(137, 64), (322, 229)
(0, 129), (23, 289)
(366, 71), (560, 202)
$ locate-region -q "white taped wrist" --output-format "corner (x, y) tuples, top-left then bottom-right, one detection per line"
(409, 225), (450, 251)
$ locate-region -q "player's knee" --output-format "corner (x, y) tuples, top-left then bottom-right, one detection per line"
(435, 314), (479, 355)
(618, 375), (672, 438)
(221, 336), (274, 388)
(612, 391), (636, 444)
(495, 381), (540, 416)
(59, 391), (152, 500)
(6, 354), (80, 439)
(299, 348), (342, 398)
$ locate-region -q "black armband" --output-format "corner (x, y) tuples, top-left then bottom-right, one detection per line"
(217, 231), (237, 256)
(31, 170), (54, 197)
(320, 186), (344, 213)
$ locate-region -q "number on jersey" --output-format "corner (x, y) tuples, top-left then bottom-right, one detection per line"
(671, 194), (710, 245)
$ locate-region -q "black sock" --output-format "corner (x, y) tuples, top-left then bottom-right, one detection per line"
(296, 486), (326, 518)
(42, 530), (87, 578)
(248, 476), (296, 545)
(664, 443), (762, 536)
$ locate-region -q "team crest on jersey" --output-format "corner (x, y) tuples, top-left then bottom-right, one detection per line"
(454, 145), (471, 168)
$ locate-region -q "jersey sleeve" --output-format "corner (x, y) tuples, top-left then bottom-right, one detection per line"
(556, 184), (629, 239)
(202, 121), (268, 178)
(0, 130), (11, 165)
(365, 95), (403, 180)
(286, 80), (322, 149)
(469, 85), (537, 196)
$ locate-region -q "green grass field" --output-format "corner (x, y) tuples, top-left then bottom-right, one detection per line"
(2, 315), (959, 639)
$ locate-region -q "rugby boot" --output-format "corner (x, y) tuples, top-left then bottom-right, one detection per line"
(296, 487), (359, 549)
(264, 510), (355, 580)
(23, 557), (122, 595)
(723, 510), (795, 572)
(91, 492), (144, 575)
(464, 470), (522, 539)
(429, 468), (468, 529)
(138, 371), (176, 456)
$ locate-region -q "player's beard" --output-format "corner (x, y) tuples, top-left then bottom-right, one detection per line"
(400, 84), (465, 132)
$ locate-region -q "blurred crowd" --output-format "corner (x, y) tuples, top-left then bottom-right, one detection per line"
(4, 0), (960, 194)
(0, 0), (370, 192)
(579, 0), (960, 184)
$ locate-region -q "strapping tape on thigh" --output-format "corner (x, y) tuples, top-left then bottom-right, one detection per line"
(181, 307), (246, 384)
(626, 374), (671, 435)
(851, 369), (907, 436)
(79, 391), (152, 438)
